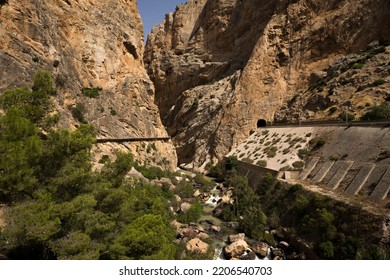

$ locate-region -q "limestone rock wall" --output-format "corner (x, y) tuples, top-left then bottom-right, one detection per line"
(145, 0), (390, 169)
(0, 0), (177, 169)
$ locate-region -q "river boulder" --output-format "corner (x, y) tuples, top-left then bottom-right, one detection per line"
(228, 233), (245, 243)
(251, 242), (269, 258)
(223, 240), (249, 259)
(186, 238), (209, 254)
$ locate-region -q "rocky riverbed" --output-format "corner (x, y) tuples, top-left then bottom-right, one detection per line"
(169, 177), (309, 260)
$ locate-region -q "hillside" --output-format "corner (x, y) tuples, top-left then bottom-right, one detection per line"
(0, 0), (177, 169)
(145, 0), (390, 169)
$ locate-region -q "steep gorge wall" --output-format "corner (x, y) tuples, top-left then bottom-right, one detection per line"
(0, 0), (177, 169)
(145, 0), (390, 169)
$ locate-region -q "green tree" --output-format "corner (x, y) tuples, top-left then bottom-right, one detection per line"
(256, 172), (275, 196)
(0, 70), (56, 126)
(0, 71), (177, 260)
(177, 202), (202, 224)
(0, 109), (42, 201)
(100, 152), (134, 188)
(110, 214), (176, 260)
(240, 205), (267, 239)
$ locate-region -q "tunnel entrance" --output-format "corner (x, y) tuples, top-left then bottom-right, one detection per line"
(257, 119), (267, 128)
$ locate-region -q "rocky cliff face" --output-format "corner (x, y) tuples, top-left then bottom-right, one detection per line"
(145, 0), (390, 170)
(0, 0), (177, 169)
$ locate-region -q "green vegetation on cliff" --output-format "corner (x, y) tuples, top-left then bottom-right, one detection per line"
(0, 71), (176, 260)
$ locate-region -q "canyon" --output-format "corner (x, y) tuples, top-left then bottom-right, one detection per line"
(145, 0), (390, 169)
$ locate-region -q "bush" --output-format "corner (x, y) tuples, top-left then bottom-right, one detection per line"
(194, 174), (213, 192)
(174, 181), (195, 199)
(69, 103), (87, 123)
(32, 69), (57, 96)
(265, 146), (277, 158)
(146, 143), (156, 153)
(378, 150), (390, 161)
(225, 156), (239, 171)
(256, 172), (275, 196)
(242, 157), (254, 164)
(318, 241), (334, 259)
(256, 160), (267, 167)
(361, 103), (390, 121)
(352, 63), (364, 69)
(55, 75), (67, 87)
(82, 87), (101, 98)
(338, 112), (355, 122)
(292, 161), (304, 170)
(0, 70), (56, 125)
(109, 107), (117, 116)
(329, 107), (337, 114)
(298, 149), (309, 159)
(135, 165), (171, 180)
(177, 202), (202, 224)
(311, 139), (326, 149)
(369, 80), (386, 87)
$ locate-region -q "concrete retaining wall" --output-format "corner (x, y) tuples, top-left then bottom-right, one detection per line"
(236, 161), (279, 188)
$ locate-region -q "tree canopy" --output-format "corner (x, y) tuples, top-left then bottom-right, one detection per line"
(0, 71), (176, 260)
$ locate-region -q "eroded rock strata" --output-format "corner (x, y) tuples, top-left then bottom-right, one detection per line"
(145, 0), (390, 169)
(0, 0), (177, 169)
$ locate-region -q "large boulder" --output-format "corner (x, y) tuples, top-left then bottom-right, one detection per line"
(210, 225), (221, 233)
(180, 202), (192, 213)
(228, 233), (245, 243)
(252, 242), (269, 259)
(127, 167), (148, 181)
(186, 238), (209, 254)
(193, 189), (202, 197)
(271, 248), (284, 259)
(239, 250), (257, 260)
(223, 240), (249, 259)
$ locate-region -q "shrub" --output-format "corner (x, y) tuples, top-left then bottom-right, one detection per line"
(256, 172), (275, 196)
(361, 103), (390, 120)
(329, 107), (337, 114)
(32, 69), (57, 96)
(69, 102), (87, 123)
(0, 70), (56, 125)
(265, 146), (277, 158)
(311, 139), (326, 149)
(352, 63), (364, 69)
(378, 150), (390, 161)
(242, 157), (254, 164)
(194, 174), (213, 191)
(146, 143), (157, 153)
(177, 202), (202, 224)
(292, 161), (304, 170)
(369, 80), (386, 87)
(99, 155), (110, 164)
(319, 241), (335, 259)
(174, 181), (195, 199)
(55, 75), (67, 87)
(338, 112), (355, 122)
(109, 107), (117, 116)
(225, 156), (239, 171)
(82, 87), (101, 98)
(256, 160), (267, 167)
(298, 149), (309, 159)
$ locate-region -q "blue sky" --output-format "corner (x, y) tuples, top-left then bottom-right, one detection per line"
(138, 0), (185, 40)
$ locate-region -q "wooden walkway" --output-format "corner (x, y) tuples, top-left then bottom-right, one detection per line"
(96, 137), (171, 143)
